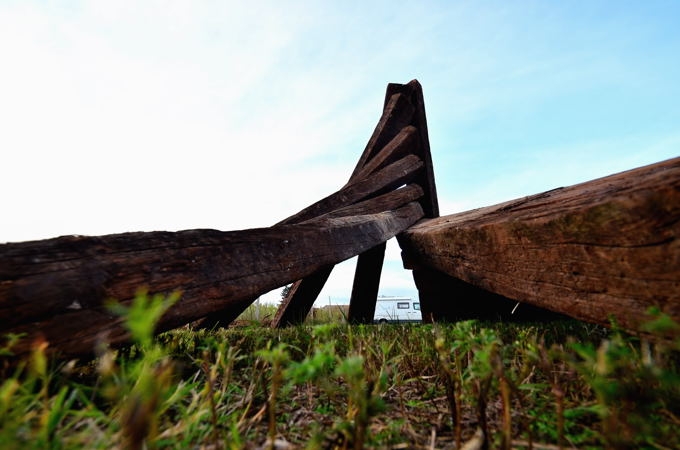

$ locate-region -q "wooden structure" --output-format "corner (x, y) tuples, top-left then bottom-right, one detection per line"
(1, 79), (679, 358)
(270, 80), (439, 327)
(0, 80), (437, 357)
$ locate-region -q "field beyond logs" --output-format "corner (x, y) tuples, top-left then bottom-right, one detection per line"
(1, 294), (679, 449)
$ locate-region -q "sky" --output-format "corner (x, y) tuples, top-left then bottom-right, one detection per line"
(1, 1), (679, 306)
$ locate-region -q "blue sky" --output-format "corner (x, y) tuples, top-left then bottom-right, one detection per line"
(1, 1), (679, 305)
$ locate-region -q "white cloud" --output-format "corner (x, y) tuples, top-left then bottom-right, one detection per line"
(0, 1), (379, 241)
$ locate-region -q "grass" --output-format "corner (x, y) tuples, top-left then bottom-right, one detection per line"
(1, 292), (680, 449)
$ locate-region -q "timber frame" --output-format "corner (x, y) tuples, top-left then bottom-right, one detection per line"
(270, 80), (439, 327)
(1, 79), (679, 358)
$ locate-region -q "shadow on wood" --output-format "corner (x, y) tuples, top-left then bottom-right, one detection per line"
(409, 267), (570, 324)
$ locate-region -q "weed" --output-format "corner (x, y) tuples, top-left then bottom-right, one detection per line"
(1, 300), (679, 449)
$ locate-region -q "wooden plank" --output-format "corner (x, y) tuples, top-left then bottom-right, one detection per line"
(385, 80), (439, 323)
(348, 126), (418, 184)
(269, 148), (422, 328)
(310, 184), (423, 221)
(386, 80), (439, 218)
(348, 93), (415, 181)
(278, 153), (423, 225)
(344, 81), (438, 325)
(270, 266), (334, 327)
(398, 157), (680, 333)
(347, 243), (386, 324)
(1, 202), (424, 357)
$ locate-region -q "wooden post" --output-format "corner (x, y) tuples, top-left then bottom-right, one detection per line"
(270, 266), (334, 327)
(347, 243), (386, 324)
(385, 80), (439, 218)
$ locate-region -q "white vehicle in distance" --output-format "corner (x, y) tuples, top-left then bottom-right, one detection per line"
(373, 297), (422, 323)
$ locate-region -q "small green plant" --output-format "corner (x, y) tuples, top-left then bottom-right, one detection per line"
(104, 290), (180, 449)
(570, 323), (680, 449)
(257, 342), (290, 449)
(1, 306), (679, 449)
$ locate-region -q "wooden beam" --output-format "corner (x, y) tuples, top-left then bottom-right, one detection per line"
(385, 80), (439, 325)
(278, 153), (423, 225)
(312, 184), (423, 221)
(269, 183), (425, 328)
(345, 81), (439, 325)
(348, 126), (418, 184)
(386, 80), (439, 218)
(349, 93), (415, 181)
(269, 150), (422, 329)
(270, 266), (334, 327)
(1, 202), (424, 357)
(347, 243), (386, 324)
(398, 157), (680, 333)
(270, 184), (424, 327)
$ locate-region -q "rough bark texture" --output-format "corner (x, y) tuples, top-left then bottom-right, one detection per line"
(1, 202), (424, 356)
(399, 157), (680, 333)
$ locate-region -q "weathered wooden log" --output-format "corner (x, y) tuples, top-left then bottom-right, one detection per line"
(348, 126), (417, 184)
(376, 80), (440, 324)
(312, 184), (424, 221)
(398, 157), (680, 333)
(1, 202), (424, 356)
(344, 81), (440, 324)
